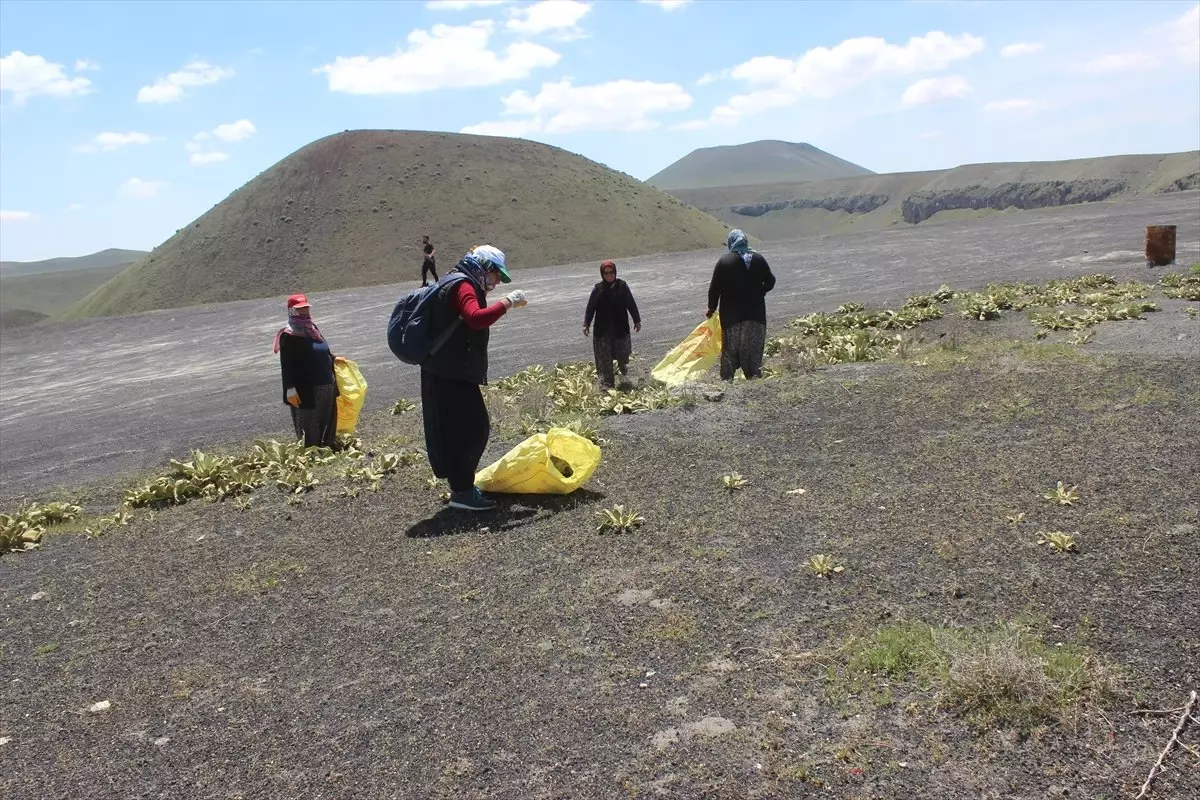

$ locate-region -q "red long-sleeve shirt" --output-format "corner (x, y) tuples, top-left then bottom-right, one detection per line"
(453, 281), (507, 330)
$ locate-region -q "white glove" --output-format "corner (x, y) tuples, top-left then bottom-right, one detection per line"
(505, 290), (528, 308)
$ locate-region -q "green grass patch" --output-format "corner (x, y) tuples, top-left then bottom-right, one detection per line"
(839, 621), (1120, 731)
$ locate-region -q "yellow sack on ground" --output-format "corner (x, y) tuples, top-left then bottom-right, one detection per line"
(333, 358), (367, 436)
(650, 315), (723, 387)
(475, 428), (602, 495)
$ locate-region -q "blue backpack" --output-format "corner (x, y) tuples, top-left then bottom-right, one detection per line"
(386, 273), (468, 365)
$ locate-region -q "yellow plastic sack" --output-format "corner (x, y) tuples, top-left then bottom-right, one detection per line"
(650, 315), (723, 387)
(475, 428), (602, 495)
(333, 358), (367, 436)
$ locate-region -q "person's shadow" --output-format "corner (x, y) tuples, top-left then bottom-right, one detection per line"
(404, 488), (607, 538)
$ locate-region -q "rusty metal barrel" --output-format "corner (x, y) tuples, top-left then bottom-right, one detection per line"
(1145, 224), (1176, 266)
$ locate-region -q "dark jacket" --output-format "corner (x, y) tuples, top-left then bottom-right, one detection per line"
(421, 272), (491, 386)
(584, 279), (641, 338)
(279, 334), (337, 408)
(708, 251), (776, 328)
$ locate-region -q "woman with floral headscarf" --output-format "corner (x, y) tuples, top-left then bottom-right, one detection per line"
(707, 229), (776, 380)
(274, 293), (340, 448)
(584, 260), (641, 389)
(421, 245), (528, 512)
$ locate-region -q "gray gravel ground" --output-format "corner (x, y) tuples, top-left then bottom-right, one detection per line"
(1, 192), (1197, 496)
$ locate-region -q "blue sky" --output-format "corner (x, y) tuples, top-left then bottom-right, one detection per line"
(1, 0), (1197, 262)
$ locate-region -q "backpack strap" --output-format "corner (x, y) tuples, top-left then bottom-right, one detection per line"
(427, 274), (469, 358)
(429, 316), (462, 357)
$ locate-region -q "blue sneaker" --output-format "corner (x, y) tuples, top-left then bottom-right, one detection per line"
(448, 486), (497, 511)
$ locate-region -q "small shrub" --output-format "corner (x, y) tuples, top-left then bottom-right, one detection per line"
(1042, 481), (1080, 506)
(390, 398), (417, 415)
(1037, 531), (1079, 553)
(722, 472), (748, 491)
(808, 554), (845, 579)
(596, 504), (645, 535)
(958, 292), (1002, 321)
(1, 501), (82, 555)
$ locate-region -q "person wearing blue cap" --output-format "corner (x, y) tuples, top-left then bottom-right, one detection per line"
(420, 245), (527, 511)
(707, 229), (776, 380)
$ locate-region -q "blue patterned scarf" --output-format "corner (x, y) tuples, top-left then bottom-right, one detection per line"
(727, 229), (754, 267)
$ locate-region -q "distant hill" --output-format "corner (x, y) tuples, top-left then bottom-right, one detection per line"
(0, 264), (130, 328)
(63, 130), (730, 320)
(667, 151), (1200, 241)
(646, 140), (875, 191)
(0, 248), (147, 278)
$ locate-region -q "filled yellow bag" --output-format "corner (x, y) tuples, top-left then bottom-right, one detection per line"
(333, 357), (367, 436)
(650, 315), (723, 387)
(475, 428), (602, 495)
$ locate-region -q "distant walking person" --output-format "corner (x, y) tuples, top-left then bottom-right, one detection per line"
(583, 260), (641, 389)
(421, 235), (438, 287)
(274, 293), (340, 448)
(707, 229), (776, 381)
(421, 245), (527, 511)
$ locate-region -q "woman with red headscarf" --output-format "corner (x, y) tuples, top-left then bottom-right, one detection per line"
(583, 260), (641, 389)
(273, 293), (339, 448)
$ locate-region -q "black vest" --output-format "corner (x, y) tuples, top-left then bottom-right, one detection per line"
(421, 272), (491, 385)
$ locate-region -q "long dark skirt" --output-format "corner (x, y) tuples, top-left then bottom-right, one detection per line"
(421, 371), (491, 492)
(719, 320), (767, 381)
(290, 383), (339, 448)
(593, 332), (632, 389)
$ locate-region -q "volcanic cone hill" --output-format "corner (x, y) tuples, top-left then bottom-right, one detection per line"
(647, 140), (875, 191)
(64, 130), (730, 319)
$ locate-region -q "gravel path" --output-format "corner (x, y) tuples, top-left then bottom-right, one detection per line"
(1, 192), (1197, 494)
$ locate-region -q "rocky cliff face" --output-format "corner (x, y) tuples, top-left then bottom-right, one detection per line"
(732, 194), (890, 218)
(724, 172), (1200, 226)
(899, 179), (1131, 224)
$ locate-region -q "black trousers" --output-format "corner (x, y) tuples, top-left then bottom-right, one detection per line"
(290, 383), (339, 448)
(421, 371), (490, 492)
(422, 261), (439, 285)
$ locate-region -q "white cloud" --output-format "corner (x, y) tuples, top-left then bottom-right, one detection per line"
(1074, 6), (1198, 76)
(119, 178), (166, 199)
(901, 75), (971, 106)
(67, 203), (85, 212)
(212, 119), (257, 142)
(983, 98), (1046, 113)
(460, 119), (542, 137)
(74, 58), (101, 71)
(698, 31), (986, 126)
(0, 210), (36, 222)
(1157, 3), (1199, 63)
(74, 131), (159, 154)
(316, 21), (560, 94)
(0, 51), (92, 103)
(462, 78), (692, 136)
(183, 120), (254, 164)
(638, 0), (692, 9)
(506, 1), (592, 39)
(136, 60), (234, 103)
(1000, 42), (1043, 58)
(426, 0), (509, 8)
(190, 151), (230, 165)
(696, 69), (728, 86)
(1074, 51), (1159, 75)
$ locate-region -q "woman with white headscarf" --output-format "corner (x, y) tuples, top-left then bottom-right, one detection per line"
(420, 245), (527, 512)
